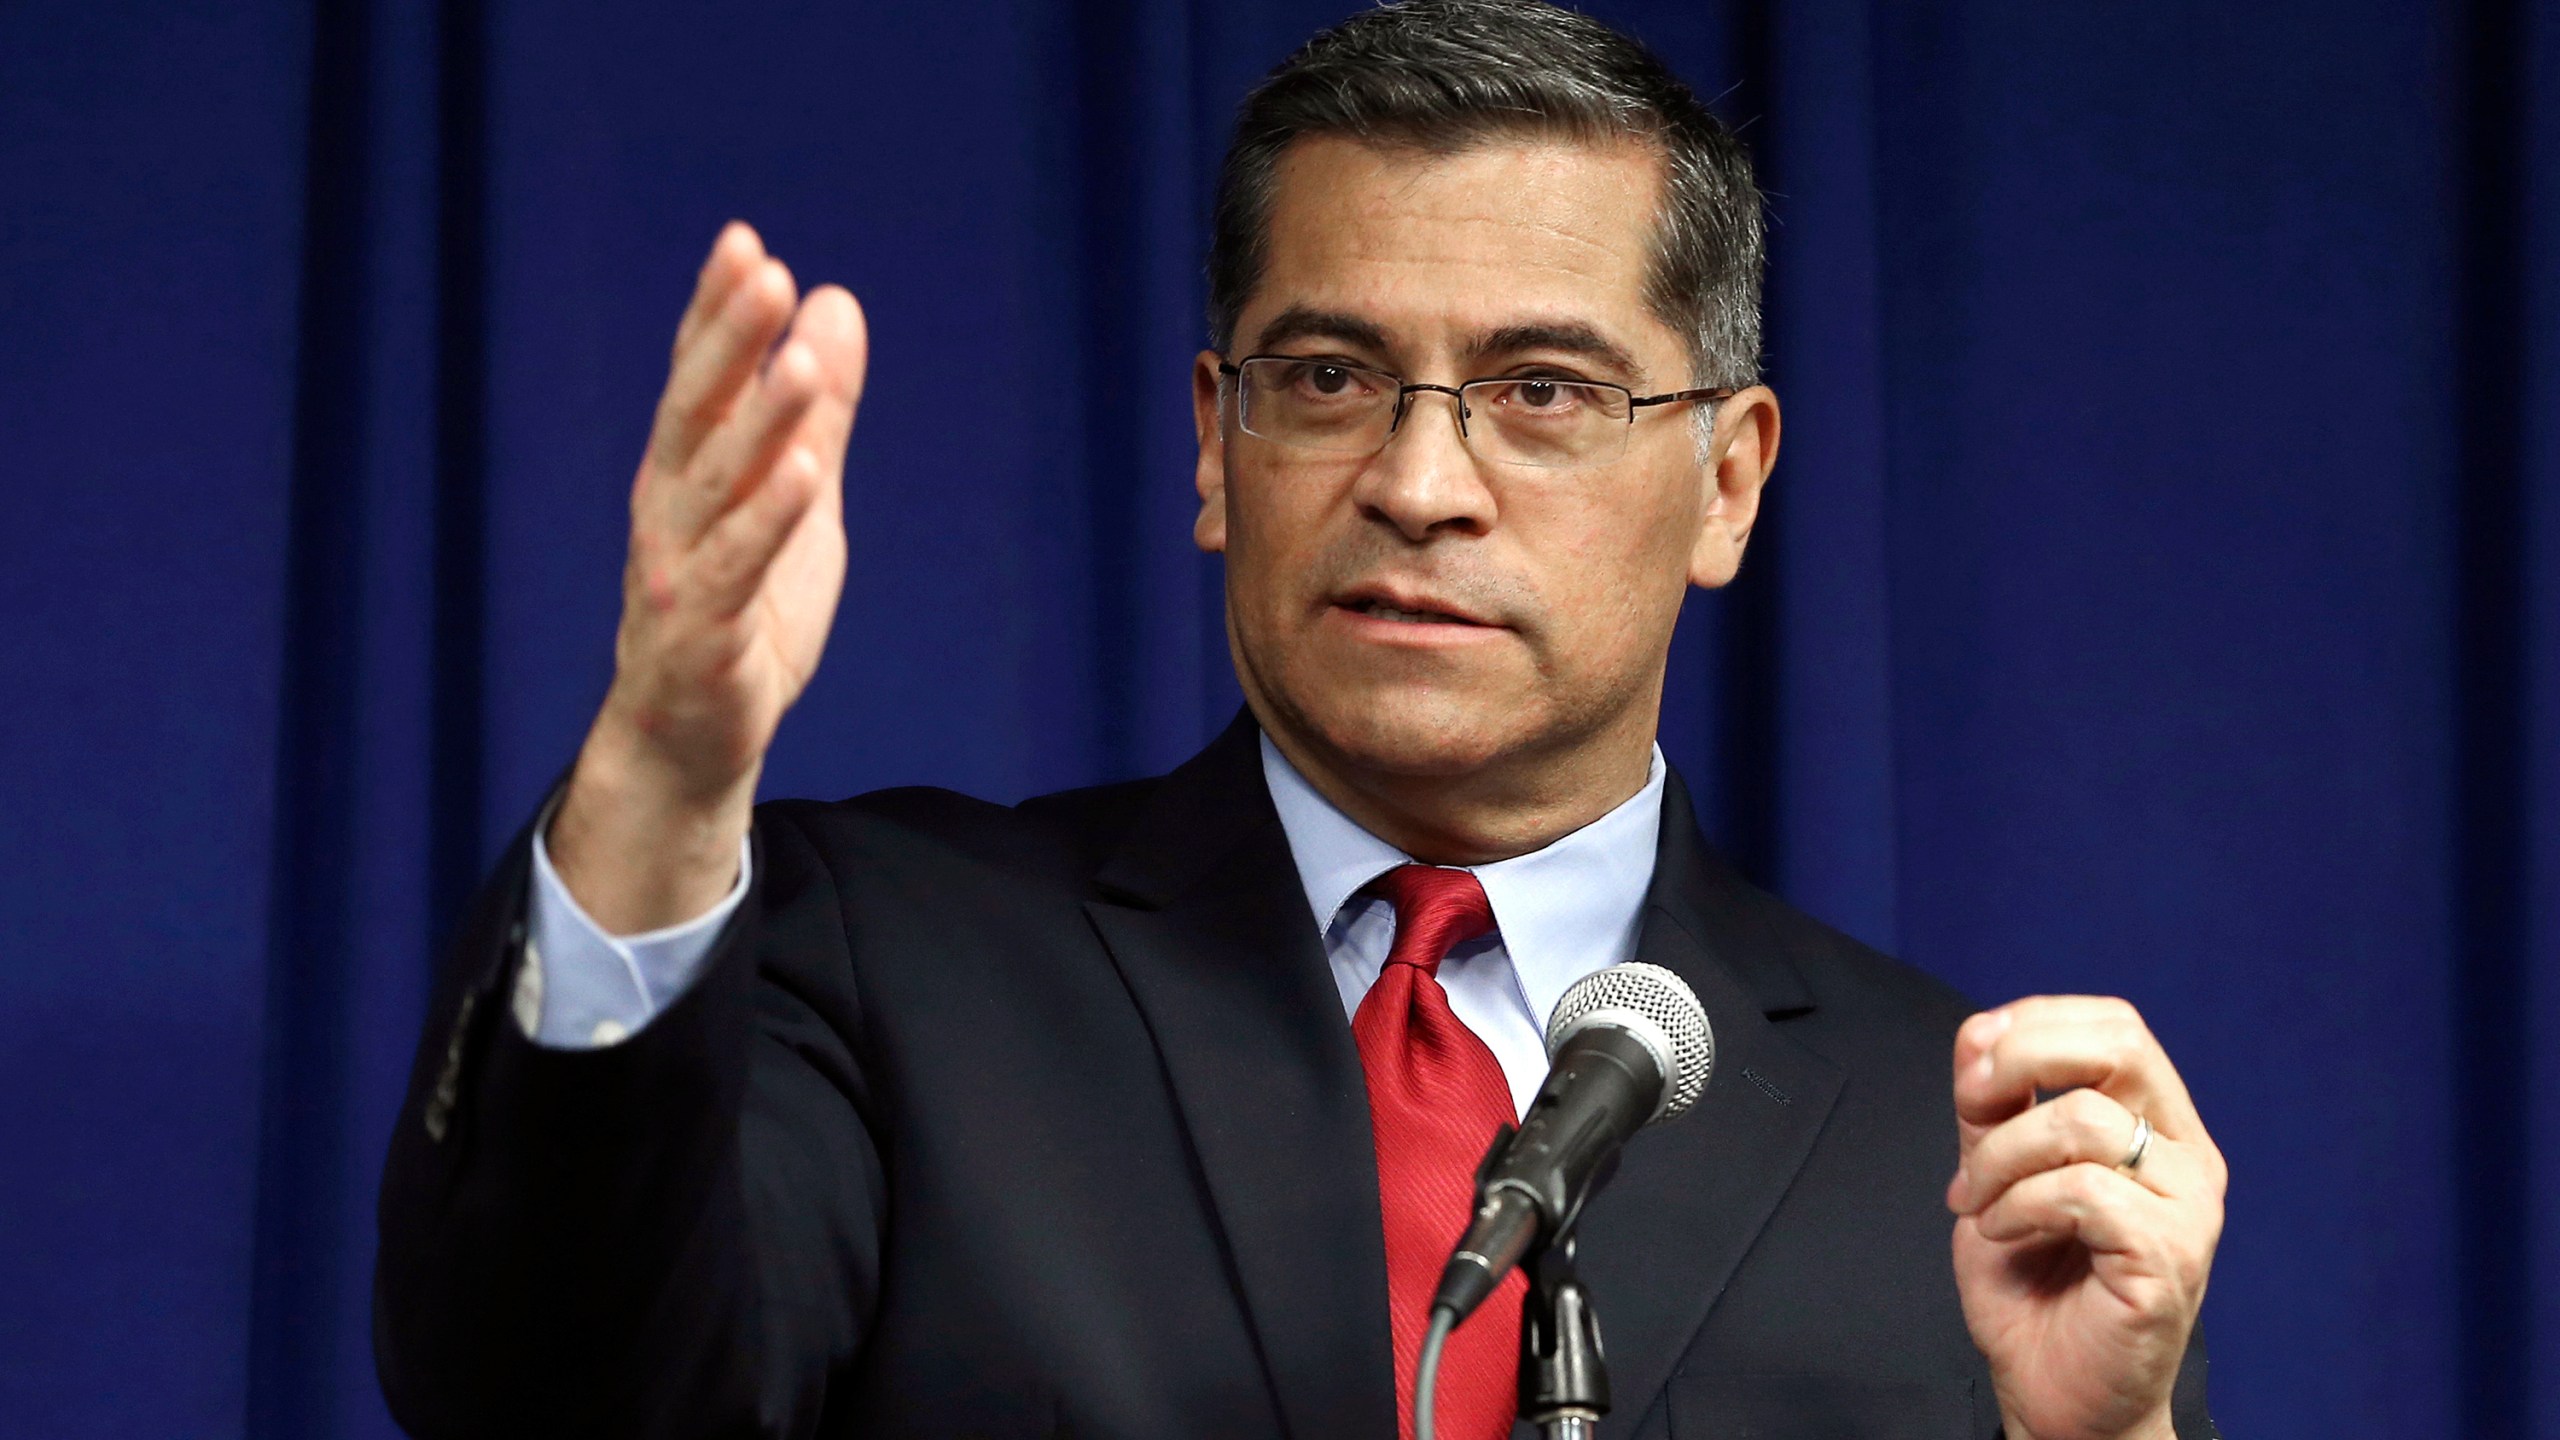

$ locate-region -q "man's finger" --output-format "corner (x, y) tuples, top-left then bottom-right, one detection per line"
(1950, 1085), (2209, 1215)
(673, 281), (863, 537)
(690, 443), (827, 619)
(1965, 1164), (2211, 1329)
(678, 336), (829, 543)
(788, 284), (870, 447)
(1969, 1161), (2172, 1259)
(647, 256), (798, 490)
(1953, 997), (2206, 1145)
(671, 222), (765, 360)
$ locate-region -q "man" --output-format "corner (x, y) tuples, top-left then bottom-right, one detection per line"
(377, 2), (2225, 1437)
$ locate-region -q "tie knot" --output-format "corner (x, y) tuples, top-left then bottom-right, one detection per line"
(1371, 864), (1496, 977)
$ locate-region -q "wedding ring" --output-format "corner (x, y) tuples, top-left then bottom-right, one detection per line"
(2117, 1113), (2153, 1174)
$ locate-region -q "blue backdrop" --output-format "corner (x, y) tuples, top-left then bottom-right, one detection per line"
(3, 1), (2554, 1436)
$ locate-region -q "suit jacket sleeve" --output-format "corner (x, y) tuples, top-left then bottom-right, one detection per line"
(374, 802), (884, 1438)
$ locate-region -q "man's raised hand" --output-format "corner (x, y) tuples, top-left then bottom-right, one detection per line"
(549, 223), (868, 934)
(1947, 995), (2225, 1440)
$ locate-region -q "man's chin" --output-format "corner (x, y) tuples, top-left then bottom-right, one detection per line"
(1281, 689), (1540, 781)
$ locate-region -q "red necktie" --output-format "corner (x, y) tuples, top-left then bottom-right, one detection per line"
(1353, 865), (1523, 1440)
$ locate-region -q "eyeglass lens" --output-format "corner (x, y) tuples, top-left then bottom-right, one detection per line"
(1234, 358), (1633, 469)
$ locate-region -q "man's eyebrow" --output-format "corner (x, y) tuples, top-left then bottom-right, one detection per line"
(1249, 306), (1393, 355)
(1466, 322), (1645, 384)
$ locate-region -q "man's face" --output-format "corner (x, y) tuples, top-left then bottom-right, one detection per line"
(1192, 134), (1775, 809)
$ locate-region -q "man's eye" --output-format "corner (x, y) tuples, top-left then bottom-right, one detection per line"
(1496, 379), (1581, 412)
(1303, 365), (1357, 396)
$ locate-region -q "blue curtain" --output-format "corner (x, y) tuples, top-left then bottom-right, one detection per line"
(3, 1), (2553, 1436)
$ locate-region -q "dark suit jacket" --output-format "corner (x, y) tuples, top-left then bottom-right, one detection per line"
(376, 714), (2214, 1438)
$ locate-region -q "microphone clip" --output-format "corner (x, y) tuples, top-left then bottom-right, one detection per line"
(1470, 1126), (1614, 1439)
(1518, 1235), (1609, 1439)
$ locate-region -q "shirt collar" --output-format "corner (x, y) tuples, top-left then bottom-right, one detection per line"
(1258, 732), (1666, 1024)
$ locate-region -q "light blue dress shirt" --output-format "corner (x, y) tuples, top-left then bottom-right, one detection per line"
(1258, 735), (1664, 1117)
(517, 737), (1666, 1118)
(514, 811), (751, 1048)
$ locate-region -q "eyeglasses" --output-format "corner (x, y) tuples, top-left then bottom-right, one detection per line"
(1218, 355), (1732, 470)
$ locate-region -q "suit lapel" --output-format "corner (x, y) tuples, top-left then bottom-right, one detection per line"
(1084, 731), (1837, 1439)
(1564, 771), (1843, 1431)
(1084, 716), (1396, 1440)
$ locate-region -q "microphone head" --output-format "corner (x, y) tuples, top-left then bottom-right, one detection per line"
(1544, 962), (1714, 1122)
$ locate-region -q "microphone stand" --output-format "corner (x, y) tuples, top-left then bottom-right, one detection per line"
(1516, 1234), (1609, 1440)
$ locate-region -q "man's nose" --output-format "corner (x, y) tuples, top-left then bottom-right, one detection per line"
(1351, 388), (1498, 541)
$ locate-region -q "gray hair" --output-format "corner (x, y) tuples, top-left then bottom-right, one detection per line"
(1206, 0), (1765, 391)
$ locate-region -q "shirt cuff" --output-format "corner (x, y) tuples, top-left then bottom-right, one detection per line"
(514, 809), (752, 1049)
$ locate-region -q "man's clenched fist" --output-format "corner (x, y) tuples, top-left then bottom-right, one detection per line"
(1949, 996), (2226, 1440)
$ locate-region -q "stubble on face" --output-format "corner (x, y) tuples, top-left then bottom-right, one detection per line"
(1234, 515), (1551, 768)
(1207, 135), (1715, 857)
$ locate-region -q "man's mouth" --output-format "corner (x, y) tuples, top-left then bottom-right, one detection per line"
(1349, 600), (1477, 625)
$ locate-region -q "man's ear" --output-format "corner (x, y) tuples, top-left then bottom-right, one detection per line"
(1192, 351), (1229, 554)
(1688, 384), (1780, 589)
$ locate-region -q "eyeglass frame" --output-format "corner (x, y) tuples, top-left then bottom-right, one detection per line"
(1215, 354), (1735, 467)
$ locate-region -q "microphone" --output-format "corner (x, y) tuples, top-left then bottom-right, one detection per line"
(1430, 961), (1713, 1324)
